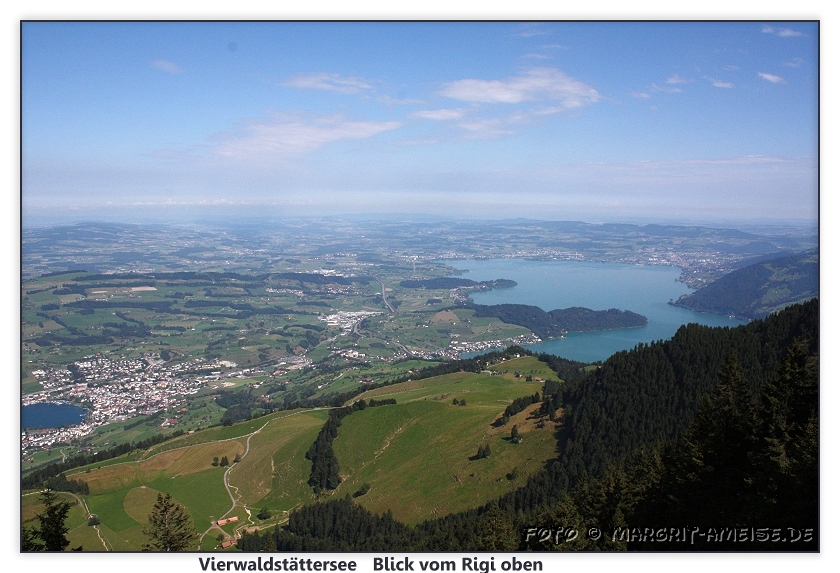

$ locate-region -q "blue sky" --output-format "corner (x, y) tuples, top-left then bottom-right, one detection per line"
(21, 21), (819, 225)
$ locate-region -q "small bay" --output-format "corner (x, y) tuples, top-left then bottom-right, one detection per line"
(22, 402), (88, 429)
(441, 259), (746, 363)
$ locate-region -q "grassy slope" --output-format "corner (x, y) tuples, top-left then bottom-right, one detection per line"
(25, 363), (562, 548)
(331, 367), (557, 524)
(35, 408), (329, 550)
(487, 355), (562, 381)
(227, 409), (328, 512)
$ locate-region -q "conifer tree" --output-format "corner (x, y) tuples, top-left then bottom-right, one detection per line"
(142, 492), (197, 551)
(33, 490), (72, 551)
(477, 503), (519, 550)
(21, 522), (43, 551)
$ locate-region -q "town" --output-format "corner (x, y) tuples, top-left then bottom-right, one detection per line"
(24, 353), (248, 454)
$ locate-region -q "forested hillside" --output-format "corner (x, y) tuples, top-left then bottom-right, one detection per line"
(239, 298), (818, 551)
(671, 250), (818, 319)
(469, 303), (647, 338)
(526, 338), (817, 551)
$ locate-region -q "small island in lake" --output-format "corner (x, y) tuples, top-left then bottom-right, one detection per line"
(467, 303), (648, 339)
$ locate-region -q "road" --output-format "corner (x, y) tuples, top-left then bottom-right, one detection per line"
(196, 408), (326, 549)
(378, 280), (395, 313)
(373, 279), (417, 357)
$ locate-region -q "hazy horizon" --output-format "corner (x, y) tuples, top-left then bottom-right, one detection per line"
(21, 208), (819, 235)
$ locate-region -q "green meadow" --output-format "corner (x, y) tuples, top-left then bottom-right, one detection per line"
(24, 364), (561, 549)
(331, 367), (557, 524)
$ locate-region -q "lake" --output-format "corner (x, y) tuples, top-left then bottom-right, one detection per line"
(22, 402), (88, 430)
(441, 259), (746, 363)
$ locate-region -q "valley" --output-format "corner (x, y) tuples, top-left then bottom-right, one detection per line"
(20, 218), (819, 552)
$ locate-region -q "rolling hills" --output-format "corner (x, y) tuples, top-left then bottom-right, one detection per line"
(671, 249), (818, 319)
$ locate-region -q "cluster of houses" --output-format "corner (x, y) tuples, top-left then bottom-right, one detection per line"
(438, 333), (542, 360)
(22, 354), (243, 454)
(318, 310), (381, 334)
(215, 516), (241, 549)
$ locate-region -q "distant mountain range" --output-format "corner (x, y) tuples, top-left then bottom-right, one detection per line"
(671, 249), (818, 320)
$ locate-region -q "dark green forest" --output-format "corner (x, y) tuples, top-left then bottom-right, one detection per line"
(468, 303), (647, 338)
(238, 298), (818, 552)
(672, 250), (818, 319)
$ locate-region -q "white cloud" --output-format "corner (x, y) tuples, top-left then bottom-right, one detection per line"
(762, 25), (803, 37)
(213, 112), (400, 158)
(651, 83), (681, 93)
(666, 74), (691, 84)
(379, 95), (425, 106)
(783, 57), (805, 67)
(440, 68), (600, 109)
(724, 65), (740, 71)
(411, 109), (466, 120)
(681, 155), (790, 166)
(522, 53), (551, 60)
(513, 24), (549, 38)
(151, 60), (182, 74)
(284, 72), (373, 94)
(758, 72), (786, 83)
(455, 118), (515, 139)
(777, 28), (803, 37)
(703, 76), (734, 88)
(630, 91), (651, 99)
(527, 107), (563, 116)
(131, 198), (251, 207)
(442, 78), (524, 103)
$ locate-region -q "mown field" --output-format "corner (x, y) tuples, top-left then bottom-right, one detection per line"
(43, 407), (328, 551)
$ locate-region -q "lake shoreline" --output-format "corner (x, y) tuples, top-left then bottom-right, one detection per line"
(22, 401), (90, 430)
(442, 258), (745, 363)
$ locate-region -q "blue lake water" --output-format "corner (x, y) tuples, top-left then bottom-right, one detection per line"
(22, 402), (88, 429)
(441, 259), (746, 363)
